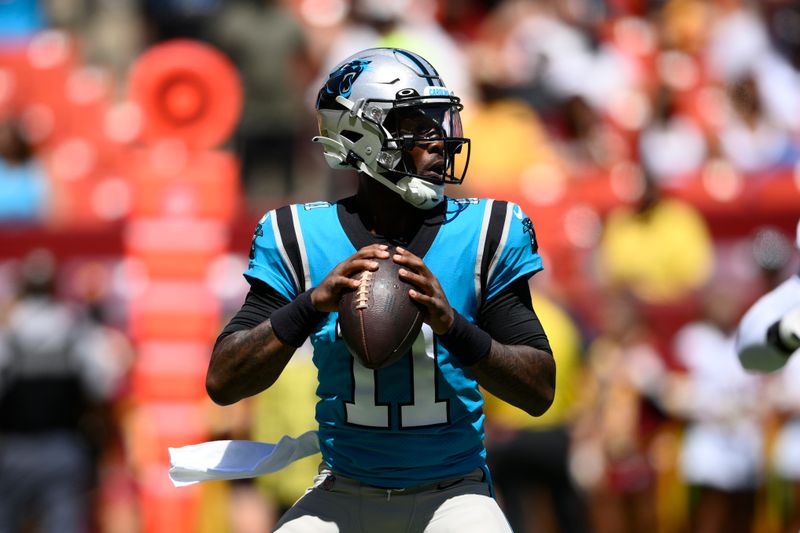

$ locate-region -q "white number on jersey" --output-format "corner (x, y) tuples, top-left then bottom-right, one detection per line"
(345, 325), (449, 428)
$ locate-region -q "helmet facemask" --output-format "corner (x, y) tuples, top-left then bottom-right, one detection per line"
(380, 94), (470, 186)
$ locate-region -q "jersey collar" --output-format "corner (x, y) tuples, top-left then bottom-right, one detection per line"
(336, 195), (445, 258)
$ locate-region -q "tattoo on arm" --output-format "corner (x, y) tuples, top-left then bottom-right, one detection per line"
(206, 319), (296, 405)
(471, 341), (555, 416)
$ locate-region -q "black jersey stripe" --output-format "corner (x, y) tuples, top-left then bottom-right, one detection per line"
(275, 206), (306, 293)
(479, 200), (509, 301)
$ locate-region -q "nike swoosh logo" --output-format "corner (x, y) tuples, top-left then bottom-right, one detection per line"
(512, 205), (523, 220)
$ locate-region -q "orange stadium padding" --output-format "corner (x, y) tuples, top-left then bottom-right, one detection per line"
(128, 39), (242, 150)
(139, 467), (200, 533)
(124, 38), (243, 533)
(128, 147), (239, 220)
(131, 340), (210, 402)
(128, 281), (221, 342)
(128, 250), (222, 280)
(131, 401), (210, 464)
(125, 218), (229, 279)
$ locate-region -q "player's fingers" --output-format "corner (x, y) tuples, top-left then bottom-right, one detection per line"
(398, 268), (433, 293)
(408, 289), (436, 307)
(340, 258), (380, 277)
(355, 244), (390, 260)
(333, 275), (361, 290)
(392, 247), (429, 275)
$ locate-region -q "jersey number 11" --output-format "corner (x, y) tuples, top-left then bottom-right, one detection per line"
(345, 325), (450, 429)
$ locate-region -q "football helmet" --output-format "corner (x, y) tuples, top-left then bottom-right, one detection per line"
(314, 48), (470, 209)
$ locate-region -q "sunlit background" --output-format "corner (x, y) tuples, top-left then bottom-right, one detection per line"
(0, 0), (799, 532)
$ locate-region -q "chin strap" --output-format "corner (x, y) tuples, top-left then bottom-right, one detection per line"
(311, 150), (443, 211)
(394, 175), (445, 209)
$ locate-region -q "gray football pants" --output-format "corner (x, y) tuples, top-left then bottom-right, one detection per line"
(273, 467), (513, 533)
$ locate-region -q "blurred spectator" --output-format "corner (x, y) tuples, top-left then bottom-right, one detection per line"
(598, 168), (713, 303)
(665, 282), (764, 533)
(766, 344), (800, 533)
(764, 1), (800, 70)
(462, 87), (566, 195)
(0, 119), (49, 223)
(208, 0), (313, 201)
(495, 0), (633, 114)
(484, 289), (588, 533)
(657, 0), (713, 56)
(0, 250), (129, 533)
(570, 290), (665, 533)
(716, 74), (795, 174)
(638, 85), (707, 185)
(554, 95), (629, 179)
(704, 0), (771, 83)
(142, 0), (222, 43)
(51, 0), (145, 82)
(701, 0), (800, 135)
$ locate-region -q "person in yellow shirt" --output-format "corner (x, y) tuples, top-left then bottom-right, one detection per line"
(599, 170), (713, 304)
(484, 288), (587, 533)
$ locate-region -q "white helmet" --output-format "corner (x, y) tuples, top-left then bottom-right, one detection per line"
(314, 48), (470, 209)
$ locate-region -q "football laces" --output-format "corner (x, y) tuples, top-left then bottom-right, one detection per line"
(355, 270), (373, 310)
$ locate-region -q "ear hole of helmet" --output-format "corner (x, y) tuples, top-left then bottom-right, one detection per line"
(341, 130), (364, 143)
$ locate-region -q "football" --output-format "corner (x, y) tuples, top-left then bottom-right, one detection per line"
(338, 250), (423, 369)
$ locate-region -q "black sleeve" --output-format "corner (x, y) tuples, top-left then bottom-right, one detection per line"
(216, 279), (291, 345)
(477, 277), (552, 354)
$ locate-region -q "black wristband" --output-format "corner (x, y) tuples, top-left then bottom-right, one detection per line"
(269, 289), (327, 348)
(767, 319), (796, 356)
(439, 311), (492, 366)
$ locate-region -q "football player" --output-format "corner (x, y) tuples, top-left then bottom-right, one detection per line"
(737, 218), (800, 373)
(206, 48), (555, 532)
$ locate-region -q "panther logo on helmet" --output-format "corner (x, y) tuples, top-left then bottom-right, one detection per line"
(317, 59), (371, 109)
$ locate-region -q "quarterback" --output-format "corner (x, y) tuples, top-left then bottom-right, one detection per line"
(206, 48), (555, 532)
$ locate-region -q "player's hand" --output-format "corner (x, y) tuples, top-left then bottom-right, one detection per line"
(779, 306), (800, 352)
(311, 244), (390, 312)
(393, 246), (455, 335)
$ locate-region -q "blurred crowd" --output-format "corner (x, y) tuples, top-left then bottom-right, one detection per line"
(1, 0), (800, 532)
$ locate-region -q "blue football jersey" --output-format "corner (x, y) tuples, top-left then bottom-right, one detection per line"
(245, 197), (543, 488)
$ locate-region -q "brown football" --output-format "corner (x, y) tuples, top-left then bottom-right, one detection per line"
(338, 250), (423, 369)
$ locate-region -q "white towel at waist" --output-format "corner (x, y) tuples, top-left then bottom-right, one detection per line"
(168, 430), (320, 487)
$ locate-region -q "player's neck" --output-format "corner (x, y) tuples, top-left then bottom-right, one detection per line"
(355, 176), (429, 240)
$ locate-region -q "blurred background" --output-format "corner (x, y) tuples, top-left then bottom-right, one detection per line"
(0, 0), (799, 532)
